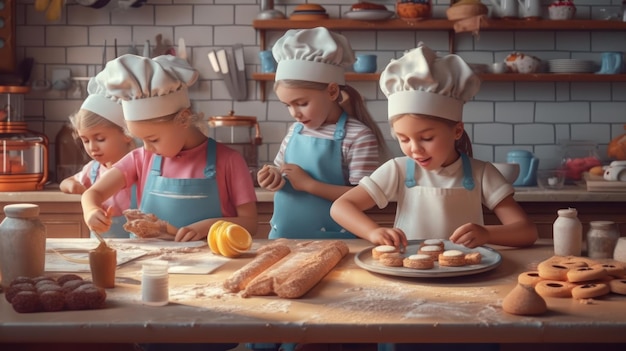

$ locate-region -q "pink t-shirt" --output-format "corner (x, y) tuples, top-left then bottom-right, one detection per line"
(73, 160), (133, 217)
(114, 139), (257, 217)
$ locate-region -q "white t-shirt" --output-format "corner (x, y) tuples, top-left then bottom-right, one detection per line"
(359, 156), (514, 239)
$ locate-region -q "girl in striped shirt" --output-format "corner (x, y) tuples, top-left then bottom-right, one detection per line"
(257, 27), (389, 239)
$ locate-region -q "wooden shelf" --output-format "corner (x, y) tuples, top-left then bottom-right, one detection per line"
(253, 18), (626, 100)
(254, 72), (626, 82)
(253, 18), (626, 32)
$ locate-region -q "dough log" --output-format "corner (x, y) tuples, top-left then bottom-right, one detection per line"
(242, 240), (349, 299)
(223, 244), (291, 293)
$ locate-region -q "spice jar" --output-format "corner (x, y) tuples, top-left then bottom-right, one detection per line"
(141, 260), (169, 306)
(553, 207), (582, 256)
(586, 221), (620, 259)
(0, 203), (46, 288)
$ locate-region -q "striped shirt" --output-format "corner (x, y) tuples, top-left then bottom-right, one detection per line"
(274, 118), (380, 185)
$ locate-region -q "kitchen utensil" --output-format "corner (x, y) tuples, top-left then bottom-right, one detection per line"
(208, 49), (238, 100)
(488, 0), (518, 18)
(233, 43), (247, 101)
(101, 39), (107, 71)
(506, 150), (539, 186)
(177, 38), (187, 61)
(143, 40), (151, 58)
(257, 0), (286, 19)
(518, 0), (540, 19)
(153, 34), (169, 57)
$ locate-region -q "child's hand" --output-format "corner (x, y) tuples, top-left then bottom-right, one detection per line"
(367, 227), (408, 250)
(280, 164), (312, 192)
(449, 223), (490, 248)
(174, 226), (202, 242)
(257, 164), (285, 191)
(60, 178), (87, 194)
(84, 207), (112, 234)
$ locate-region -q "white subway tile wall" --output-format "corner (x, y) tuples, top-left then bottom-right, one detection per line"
(12, 0), (626, 177)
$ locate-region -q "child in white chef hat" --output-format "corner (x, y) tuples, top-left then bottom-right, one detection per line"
(331, 44), (538, 250)
(257, 26), (389, 240)
(81, 54), (257, 244)
(60, 72), (137, 238)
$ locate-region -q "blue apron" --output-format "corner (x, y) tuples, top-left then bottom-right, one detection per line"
(404, 153), (475, 191)
(269, 112), (355, 239)
(140, 138), (223, 229)
(89, 162), (137, 239)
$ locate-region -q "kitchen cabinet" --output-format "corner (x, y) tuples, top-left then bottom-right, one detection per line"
(0, 202), (90, 238)
(252, 18), (626, 100)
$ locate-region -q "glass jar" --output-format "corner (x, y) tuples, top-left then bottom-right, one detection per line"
(560, 140), (602, 181)
(396, 0), (432, 21)
(0, 203), (46, 288)
(586, 221), (620, 259)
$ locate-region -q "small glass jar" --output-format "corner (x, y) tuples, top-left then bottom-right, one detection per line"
(396, 0), (432, 21)
(586, 221), (620, 259)
(142, 260), (169, 306)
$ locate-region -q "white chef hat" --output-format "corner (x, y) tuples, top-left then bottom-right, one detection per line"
(80, 73), (125, 128)
(379, 44), (480, 122)
(272, 27), (355, 85)
(102, 54), (199, 121)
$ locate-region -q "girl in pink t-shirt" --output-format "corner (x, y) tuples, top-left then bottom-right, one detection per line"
(81, 55), (257, 242)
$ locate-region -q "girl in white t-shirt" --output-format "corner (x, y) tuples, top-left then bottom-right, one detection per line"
(331, 44), (538, 250)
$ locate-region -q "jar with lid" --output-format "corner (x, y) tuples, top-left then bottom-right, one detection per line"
(553, 207), (582, 256)
(0, 203), (46, 288)
(586, 221), (620, 259)
(141, 260), (169, 306)
(560, 140), (602, 181)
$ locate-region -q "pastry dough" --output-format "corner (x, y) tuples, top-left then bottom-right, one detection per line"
(241, 240), (349, 299)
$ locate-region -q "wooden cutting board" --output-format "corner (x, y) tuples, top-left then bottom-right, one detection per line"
(586, 179), (626, 192)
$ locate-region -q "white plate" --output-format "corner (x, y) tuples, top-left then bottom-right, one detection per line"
(344, 10), (395, 21)
(354, 240), (502, 278)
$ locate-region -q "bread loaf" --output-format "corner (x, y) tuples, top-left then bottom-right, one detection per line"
(223, 244), (291, 293)
(242, 240), (349, 299)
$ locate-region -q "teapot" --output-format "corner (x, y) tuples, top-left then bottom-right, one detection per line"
(488, 0), (517, 18)
(506, 150), (539, 186)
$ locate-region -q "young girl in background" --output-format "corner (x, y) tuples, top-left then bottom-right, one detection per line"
(257, 27), (389, 239)
(331, 43), (538, 251)
(60, 75), (136, 238)
(81, 54), (257, 243)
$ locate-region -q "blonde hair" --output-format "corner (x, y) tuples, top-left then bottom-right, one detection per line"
(390, 114), (473, 157)
(69, 109), (136, 148)
(274, 80), (391, 162)
(131, 108), (209, 136)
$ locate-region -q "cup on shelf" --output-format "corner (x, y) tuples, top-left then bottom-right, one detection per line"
(489, 62), (508, 74)
(353, 54), (377, 73)
(259, 50), (277, 73)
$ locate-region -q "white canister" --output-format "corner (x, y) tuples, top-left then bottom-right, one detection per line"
(553, 208), (582, 256)
(0, 203), (46, 288)
(141, 260), (169, 306)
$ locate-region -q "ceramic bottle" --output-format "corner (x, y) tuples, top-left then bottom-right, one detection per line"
(553, 207), (582, 256)
(0, 203), (46, 288)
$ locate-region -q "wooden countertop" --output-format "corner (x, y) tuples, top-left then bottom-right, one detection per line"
(1, 238), (626, 344)
(0, 184), (625, 203)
